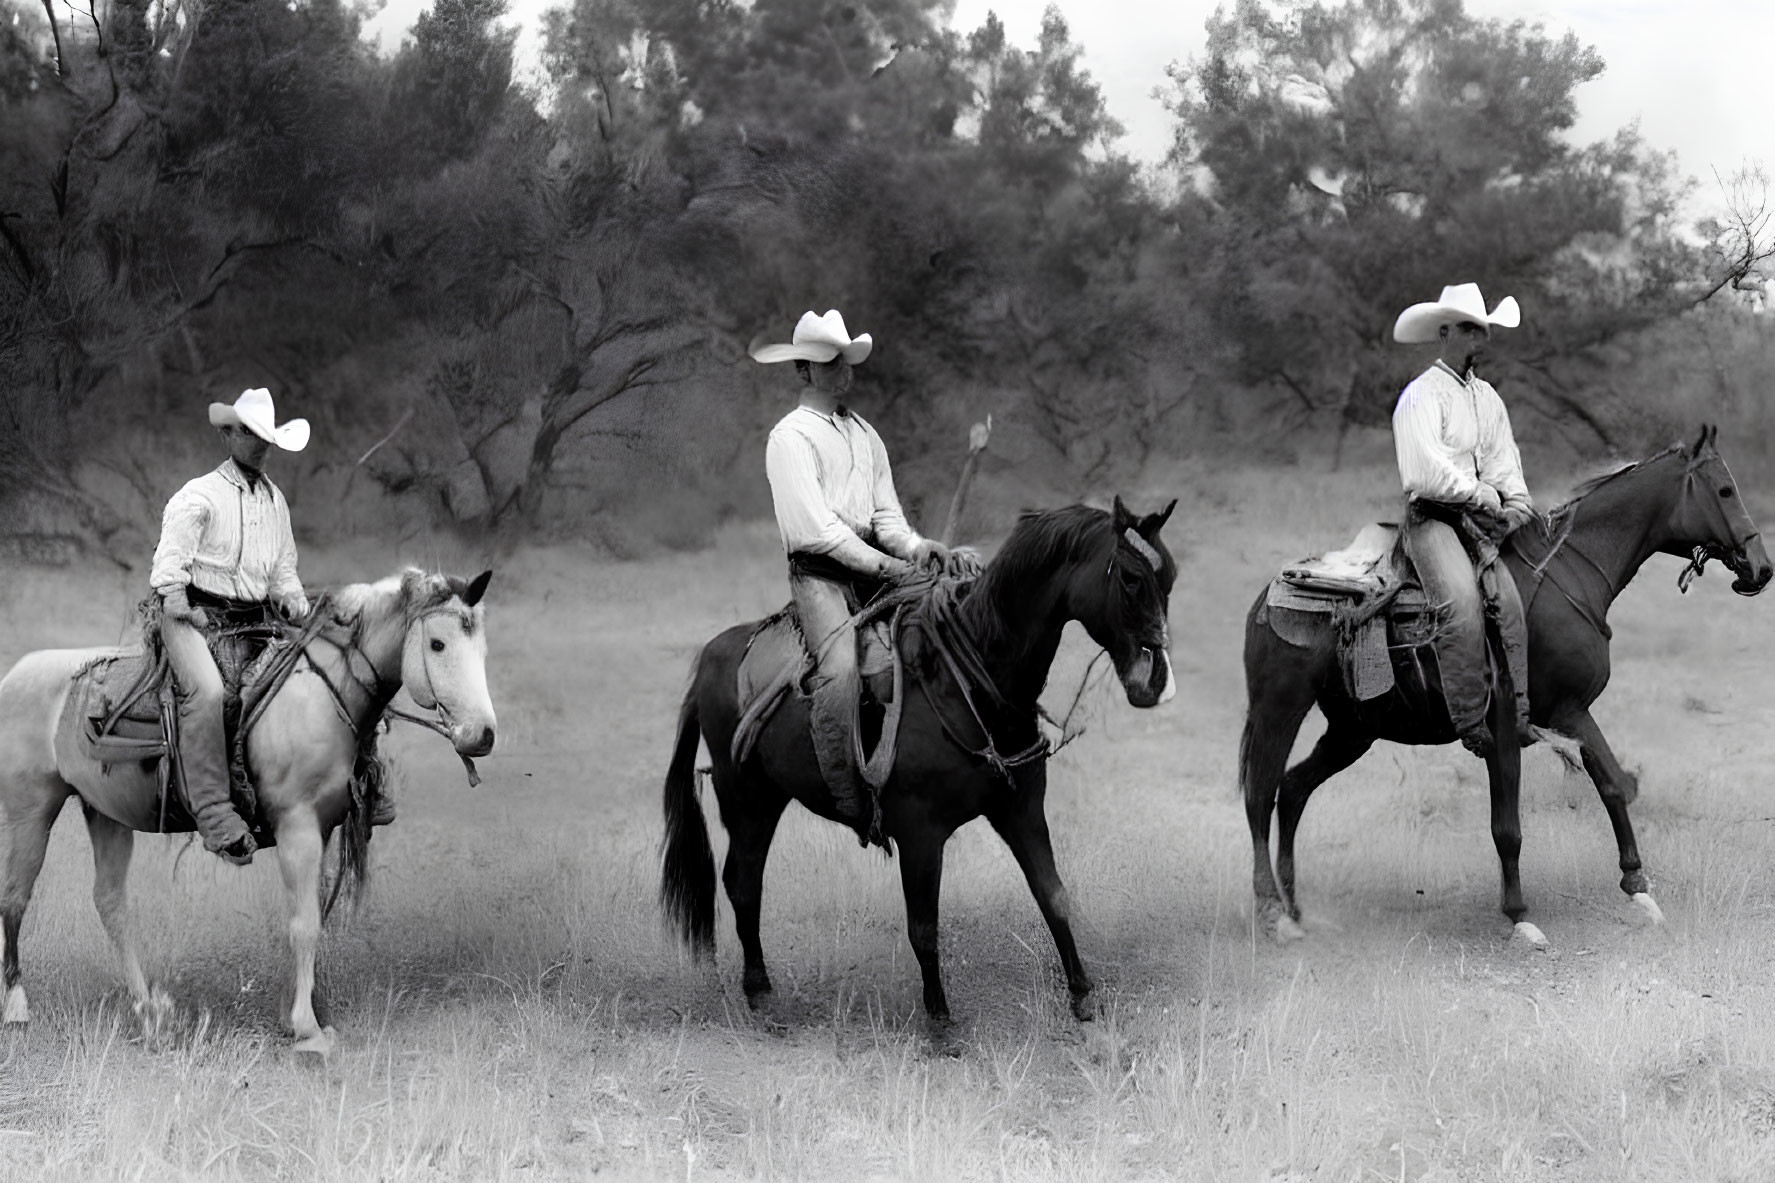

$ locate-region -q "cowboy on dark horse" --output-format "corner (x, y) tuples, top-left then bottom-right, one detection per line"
(1391, 282), (1534, 756)
(751, 310), (975, 842)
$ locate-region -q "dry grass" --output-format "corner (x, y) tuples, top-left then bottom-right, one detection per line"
(4, 460), (1775, 1181)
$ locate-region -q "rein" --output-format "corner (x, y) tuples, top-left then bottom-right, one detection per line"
(916, 582), (1051, 785)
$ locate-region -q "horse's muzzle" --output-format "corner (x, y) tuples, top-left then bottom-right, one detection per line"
(453, 722), (496, 757)
(1730, 536), (1772, 596)
(1119, 645), (1176, 708)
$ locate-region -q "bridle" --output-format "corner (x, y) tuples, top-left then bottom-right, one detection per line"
(1675, 449), (1762, 594)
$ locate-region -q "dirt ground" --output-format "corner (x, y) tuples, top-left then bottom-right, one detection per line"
(3, 460), (1775, 1181)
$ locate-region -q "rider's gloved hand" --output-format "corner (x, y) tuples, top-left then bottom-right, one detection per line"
(911, 539), (951, 573)
(1473, 484), (1503, 515)
(162, 586), (211, 631)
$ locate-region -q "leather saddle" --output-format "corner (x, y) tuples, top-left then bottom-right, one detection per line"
(1265, 523), (1446, 703)
(62, 602), (302, 838)
(730, 601), (905, 784)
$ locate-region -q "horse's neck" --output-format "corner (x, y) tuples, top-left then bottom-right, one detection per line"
(957, 575), (1066, 711)
(315, 584), (407, 729)
(1565, 461), (1679, 604)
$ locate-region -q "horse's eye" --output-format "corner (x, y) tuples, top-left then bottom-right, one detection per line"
(1720, 486), (1735, 499)
(430, 638), (446, 652)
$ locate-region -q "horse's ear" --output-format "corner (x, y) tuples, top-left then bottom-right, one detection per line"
(1112, 495), (1133, 529)
(1140, 499), (1178, 537)
(1707, 423), (1719, 449)
(463, 569), (492, 608)
(1692, 425), (1710, 455)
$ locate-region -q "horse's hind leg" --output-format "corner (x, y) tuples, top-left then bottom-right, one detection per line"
(82, 806), (168, 1035)
(1241, 637), (1321, 940)
(1, 782), (69, 1024)
(714, 767), (789, 1004)
(1551, 704), (1657, 921)
(1275, 723), (1373, 924)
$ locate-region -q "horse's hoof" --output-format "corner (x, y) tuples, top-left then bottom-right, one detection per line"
(1070, 993), (1096, 1022)
(1275, 914), (1306, 944)
(294, 1026), (336, 1057)
(1511, 921), (1549, 950)
(1630, 892), (1666, 926)
(134, 987), (176, 1047)
(2, 985), (28, 1025)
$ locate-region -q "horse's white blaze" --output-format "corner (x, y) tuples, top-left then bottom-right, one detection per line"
(2, 984), (28, 1024)
(1512, 921), (1549, 949)
(1631, 892), (1665, 925)
(1157, 649), (1176, 704)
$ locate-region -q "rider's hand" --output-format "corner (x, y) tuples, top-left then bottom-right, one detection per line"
(911, 539), (951, 572)
(879, 557), (920, 585)
(947, 546), (985, 579)
(1473, 484), (1503, 515)
(1503, 504), (1535, 534)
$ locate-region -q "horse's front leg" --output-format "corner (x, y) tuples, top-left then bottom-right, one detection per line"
(274, 810), (333, 1054)
(987, 781), (1093, 1021)
(1485, 683), (1540, 945)
(894, 818), (952, 1026)
(1550, 704), (1659, 923)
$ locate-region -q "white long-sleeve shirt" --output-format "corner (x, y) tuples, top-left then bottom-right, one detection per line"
(149, 459), (309, 615)
(765, 405), (922, 576)
(1393, 361), (1532, 513)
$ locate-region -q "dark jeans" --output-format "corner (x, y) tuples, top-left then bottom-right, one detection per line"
(1404, 508), (1530, 740)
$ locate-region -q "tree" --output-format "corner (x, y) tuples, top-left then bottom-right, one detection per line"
(1159, 0), (1723, 455)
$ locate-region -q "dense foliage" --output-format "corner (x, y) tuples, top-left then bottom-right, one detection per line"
(0, 0), (1767, 556)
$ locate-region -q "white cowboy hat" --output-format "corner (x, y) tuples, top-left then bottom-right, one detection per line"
(1393, 283), (1521, 344)
(208, 387), (310, 452)
(748, 309), (873, 365)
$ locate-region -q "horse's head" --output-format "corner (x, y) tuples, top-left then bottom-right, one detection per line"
(400, 569), (498, 756)
(1669, 425), (1771, 596)
(1076, 496), (1179, 708)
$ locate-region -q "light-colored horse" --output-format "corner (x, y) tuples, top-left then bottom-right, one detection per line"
(0, 567), (496, 1054)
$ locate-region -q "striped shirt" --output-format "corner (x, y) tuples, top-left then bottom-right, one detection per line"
(765, 404), (922, 577)
(149, 459), (309, 614)
(1393, 361), (1532, 513)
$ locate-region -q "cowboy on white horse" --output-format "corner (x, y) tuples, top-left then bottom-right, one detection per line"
(751, 311), (949, 833)
(1392, 283), (1534, 756)
(148, 388), (312, 865)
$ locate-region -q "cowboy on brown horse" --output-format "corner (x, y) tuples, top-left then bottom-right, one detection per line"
(1391, 283), (1533, 757)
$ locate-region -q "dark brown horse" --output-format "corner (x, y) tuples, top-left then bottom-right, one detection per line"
(1243, 426), (1770, 944)
(662, 499), (1177, 1024)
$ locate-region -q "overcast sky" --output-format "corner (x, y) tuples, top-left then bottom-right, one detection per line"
(364, 0), (1772, 215)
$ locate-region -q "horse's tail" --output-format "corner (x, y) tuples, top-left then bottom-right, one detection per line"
(660, 676), (716, 959)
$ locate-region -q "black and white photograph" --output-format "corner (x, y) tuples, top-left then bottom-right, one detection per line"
(1, 0), (1772, 1177)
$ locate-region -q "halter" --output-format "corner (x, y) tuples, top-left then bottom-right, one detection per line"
(305, 598), (483, 784)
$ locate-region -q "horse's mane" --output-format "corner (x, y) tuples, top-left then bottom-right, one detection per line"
(330, 569), (474, 631)
(1549, 444), (1686, 520)
(966, 504), (1112, 651)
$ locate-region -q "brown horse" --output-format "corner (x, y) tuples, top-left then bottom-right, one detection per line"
(662, 499), (1177, 1025)
(0, 568), (496, 1053)
(1242, 426), (1770, 944)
